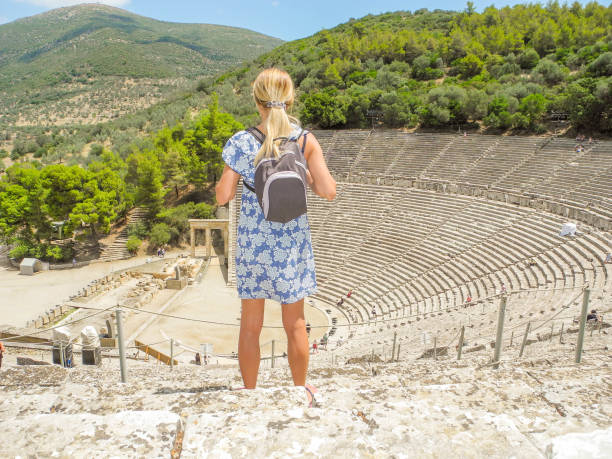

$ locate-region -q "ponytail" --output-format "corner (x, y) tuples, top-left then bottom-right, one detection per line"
(252, 68), (300, 165)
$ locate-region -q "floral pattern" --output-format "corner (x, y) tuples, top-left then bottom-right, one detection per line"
(222, 128), (317, 304)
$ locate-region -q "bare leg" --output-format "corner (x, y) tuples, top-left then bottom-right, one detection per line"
(239, 299), (265, 389)
(282, 299), (309, 386)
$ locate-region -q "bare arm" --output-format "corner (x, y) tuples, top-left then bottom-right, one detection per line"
(215, 165), (240, 205)
(302, 133), (336, 201)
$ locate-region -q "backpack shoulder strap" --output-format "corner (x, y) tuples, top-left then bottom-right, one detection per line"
(246, 127), (265, 144)
(243, 180), (255, 193)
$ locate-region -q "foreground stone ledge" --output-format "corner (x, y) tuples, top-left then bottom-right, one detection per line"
(1, 410), (180, 458)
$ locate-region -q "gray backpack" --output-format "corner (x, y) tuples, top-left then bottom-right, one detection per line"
(243, 127), (309, 223)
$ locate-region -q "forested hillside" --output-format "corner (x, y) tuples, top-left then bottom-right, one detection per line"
(205, 2), (611, 133)
(0, 3), (281, 159)
(0, 97), (236, 262)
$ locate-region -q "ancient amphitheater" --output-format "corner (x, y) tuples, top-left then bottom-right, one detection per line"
(1, 131), (611, 458)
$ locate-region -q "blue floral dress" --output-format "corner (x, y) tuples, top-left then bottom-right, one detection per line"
(222, 127), (317, 304)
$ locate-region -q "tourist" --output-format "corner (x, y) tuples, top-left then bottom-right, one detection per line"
(313, 340), (318, 354)
(605, 253), (612, 264)
(501, 283), (507, 294)
(529, 257), (537, 266)
(337, 297), (344, 306)
(371, 307), (377, 318)
(195, 352), (201, 365)
(587, 309), (599, 322)
(466, 295), (472, 304)
(214, 68), (336, 403)
(0, 341), (4, 369)
(72, 257), (76, 267)
(321, 333), (328, 349)
(306, 322), (311, 336)
(347, 290), (353, 298)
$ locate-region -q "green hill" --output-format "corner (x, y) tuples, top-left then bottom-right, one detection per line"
(0, 3), (282, 128)
(204, 3), (611, 133)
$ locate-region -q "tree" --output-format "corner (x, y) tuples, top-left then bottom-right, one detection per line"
(519, 93), (548, 128)
(182, 93), (243, 186)
(300, 90), (347, 128)
(134, 152), (166, 219)
(453, 54), (483, 79)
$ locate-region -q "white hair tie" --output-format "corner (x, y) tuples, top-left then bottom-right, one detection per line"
(265, 101), (286, 109)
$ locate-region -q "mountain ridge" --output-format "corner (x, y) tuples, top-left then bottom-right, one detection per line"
(0, 3), (283, 128)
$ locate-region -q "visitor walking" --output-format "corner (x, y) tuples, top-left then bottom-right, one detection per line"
(215, 68), (336, 404)
(0, 341), (5, 369)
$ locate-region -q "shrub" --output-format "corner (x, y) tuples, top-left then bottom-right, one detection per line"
(531, 59), (566, 85)
(586, 52), (612, 77)
(9, 243), (30, 260)
(127, 221), (148, 239)
(149, 223), (171, 247)
(518, 48), (540, 69)
(126, 236), (142, 254)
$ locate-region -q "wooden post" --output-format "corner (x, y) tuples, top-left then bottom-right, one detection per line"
(559, 322), (564, 343)
(492, 295), (507, 369)
(391, 332), (397, 362)
(510, 330), (514, 347)
(170, 338), (174, 371)
(396, 344), (401, 361)
(519, 322), (530, 358)
(433, 335), (437, 360)
(550, 323), (554, 341)
(271, 340), (275, 368)
(575, 287), (590, 364)
(59, 342), (65, 368)
(116, 308), (127, 383)
(457, 325), (465, 360)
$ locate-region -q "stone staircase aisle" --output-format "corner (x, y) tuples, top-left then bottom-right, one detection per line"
(99, 207), (147, 261)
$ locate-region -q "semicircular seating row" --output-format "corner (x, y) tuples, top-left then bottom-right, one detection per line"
(231, 181), (610, 326)
(312, 130), (612, 218)
(306, 182), (610, 325)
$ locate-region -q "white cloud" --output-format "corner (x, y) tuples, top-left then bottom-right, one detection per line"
(16, 0), (131, 7)
(0, 16), (8, 24)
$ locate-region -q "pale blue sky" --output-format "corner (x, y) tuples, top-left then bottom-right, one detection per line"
(0, 0), (587, 40)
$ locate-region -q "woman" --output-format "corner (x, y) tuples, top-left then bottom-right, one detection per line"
(215, 68), (336, 400)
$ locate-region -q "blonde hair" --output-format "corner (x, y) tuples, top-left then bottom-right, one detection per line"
(252, 68), (300, 165)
